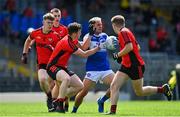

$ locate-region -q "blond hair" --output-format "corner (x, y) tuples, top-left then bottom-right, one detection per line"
(111, 15), (125, 27)
(43, 13), (55, 21)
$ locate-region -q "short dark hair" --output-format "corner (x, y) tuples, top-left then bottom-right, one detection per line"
(111, 15), (125, 27)
(43, 13), (55, 21)
(50, 8), (61, 13)
(68, 22), (81, 35)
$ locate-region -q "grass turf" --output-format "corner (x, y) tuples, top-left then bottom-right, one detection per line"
(0, 101), (180, 117)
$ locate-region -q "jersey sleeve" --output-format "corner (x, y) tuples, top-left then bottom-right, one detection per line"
(121, 31), (131, 44)
(100, 33), (108, 43)
(29, 31), (35, 40)
(67, 39), (78, 52)
(102, 33), (108, 40)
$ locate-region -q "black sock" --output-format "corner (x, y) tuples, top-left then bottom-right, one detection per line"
(46, 92), (52, 99)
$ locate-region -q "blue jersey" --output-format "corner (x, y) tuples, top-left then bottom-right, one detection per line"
(83, 33), (111, 71)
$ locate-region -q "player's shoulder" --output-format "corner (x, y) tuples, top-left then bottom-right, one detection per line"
(100, 32), (108, 36)
(29, 28), (42, 39)
(83, 33), (89, 39)
(120, 27), (132, 34)
(99, 32), (108, 38)
(59, 24), (67, 29)
(51, 30), (59, 35)
(31, 28), (41, 34)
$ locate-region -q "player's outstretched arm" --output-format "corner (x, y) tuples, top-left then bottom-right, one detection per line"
(73, 46), (100, 58)
(80, 35), (92, 51)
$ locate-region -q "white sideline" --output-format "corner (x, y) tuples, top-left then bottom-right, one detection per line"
(0, 91), (130, 103)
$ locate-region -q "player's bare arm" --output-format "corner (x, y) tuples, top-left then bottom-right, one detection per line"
(73, 47), (100, 58)
(80, 35), (92, 51)
(117, 43), (133, 57)
(23, 36), (33, 54)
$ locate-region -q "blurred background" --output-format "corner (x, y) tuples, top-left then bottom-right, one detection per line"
(0, 0), (180, 101)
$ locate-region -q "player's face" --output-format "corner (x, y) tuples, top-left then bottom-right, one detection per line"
(52, 12), (61, 24)
(77, 30), (81, 39)
(112, 23), (118, 34)
(94, 20), (103, 34)
(43, 19), (54, 31)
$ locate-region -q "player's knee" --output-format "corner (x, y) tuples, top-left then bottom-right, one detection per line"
(63, 77), (70, 83)
(134, 90), (144, 96)
(39, 77), (48, 84)
(78, 83), (84, 91)
(110, 82), (119, 91)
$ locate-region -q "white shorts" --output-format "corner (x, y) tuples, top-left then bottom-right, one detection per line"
(85, 70), (114, 83)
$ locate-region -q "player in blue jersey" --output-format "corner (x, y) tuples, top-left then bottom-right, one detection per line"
(72, 17), (115, 113)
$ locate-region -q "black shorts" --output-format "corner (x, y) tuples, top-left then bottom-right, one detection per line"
(119, 65), (145, 80)
(47, 65), (75, 80)
(38, 64), (47, 70)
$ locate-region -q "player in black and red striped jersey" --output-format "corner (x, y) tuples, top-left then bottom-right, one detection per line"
(50, 8), (70, 111)
(21, 13), (60, 112)
(108, 15), (173, 114)
(50, 8), (84, 112)
(46, 22), (105, 113)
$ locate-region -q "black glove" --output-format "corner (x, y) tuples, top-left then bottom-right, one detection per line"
(113, 53), (122, 64)
(88, 24), (95, 36)
(113, 53), (119, 60)
(116, 57), (122, 64)
(21, 53), (27, 64)
(28, 46), (32, 53)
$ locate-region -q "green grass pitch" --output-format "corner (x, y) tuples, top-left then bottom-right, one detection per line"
(0, 101), (180, 117)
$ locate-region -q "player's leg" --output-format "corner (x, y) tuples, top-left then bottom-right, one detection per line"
(72, 78), (95, 113)
(130, 65), (172, 100)
(132, 78), (173, 100)
(97, 71), (114, 113)
(109, 71), (129, 114)
(38, 69), (53, 111)
(51, 80), (70, 112)
(63, 74), (83, 112)
(132, 78), (158, 96)
(52, 81), (59, 100)
(54, 69), (71, 113)
(38, 69), (51, 94)
(66, 74), (84, 97)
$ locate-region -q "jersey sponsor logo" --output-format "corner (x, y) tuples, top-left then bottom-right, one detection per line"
(36, 36), (41, 39)
(59, 30), (63, 34)
(48, 38), (52, 41)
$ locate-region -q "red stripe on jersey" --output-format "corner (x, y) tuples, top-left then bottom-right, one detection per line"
(121, 31), (131, 44)
(68, 37), (78, 52)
